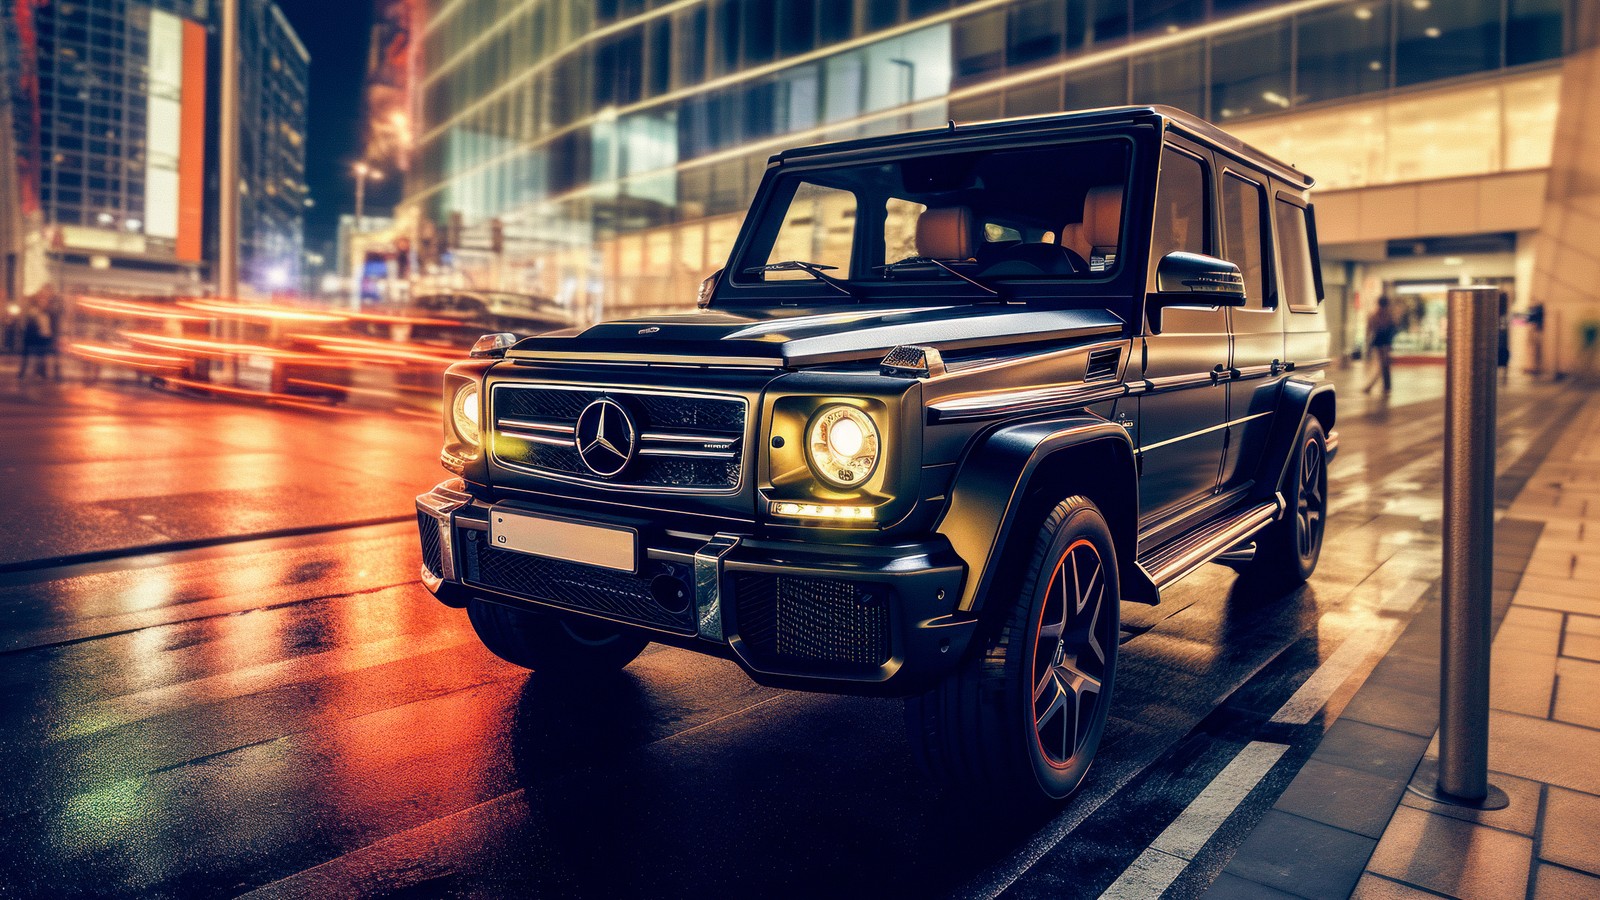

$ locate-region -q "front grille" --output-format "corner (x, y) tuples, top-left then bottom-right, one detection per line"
(733, 573), (892, 674)
(461, 534), (696, 634)
(418, 512), (443, 578)
(491, 385), (746, 491)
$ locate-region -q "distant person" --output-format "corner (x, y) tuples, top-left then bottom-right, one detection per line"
(1363, 295), (1397, 395)
(16, 297), (59, 381)
(1525, 302), (1545, 375)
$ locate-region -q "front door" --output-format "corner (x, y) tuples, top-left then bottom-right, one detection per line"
(1137, 143), (1230, 527)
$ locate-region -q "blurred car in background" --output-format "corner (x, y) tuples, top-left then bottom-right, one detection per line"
(407, 291), (574, 346)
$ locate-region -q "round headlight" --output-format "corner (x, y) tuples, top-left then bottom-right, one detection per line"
(452, 385), (481, 447)
(806, 405), (880, 488)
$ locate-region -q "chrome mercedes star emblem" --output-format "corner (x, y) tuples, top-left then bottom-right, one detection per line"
(574, 397), (637, 477)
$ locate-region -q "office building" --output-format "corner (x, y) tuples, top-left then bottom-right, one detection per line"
(405, 0), (1590, 367)
(0, 0), (309, 299)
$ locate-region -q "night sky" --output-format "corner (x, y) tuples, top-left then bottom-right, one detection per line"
(271, 0), (400, 254)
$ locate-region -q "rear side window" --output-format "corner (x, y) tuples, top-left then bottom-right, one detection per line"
(1275, 198), (1321, 312)
(1220, 171), (1271, 308)
(1152, 146), (1209, 259)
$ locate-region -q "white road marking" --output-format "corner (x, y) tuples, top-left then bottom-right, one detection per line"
(1098, 741), (1288, 899)
(1269, 621), (1399, 725)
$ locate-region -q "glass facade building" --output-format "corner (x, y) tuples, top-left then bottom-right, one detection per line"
(237, 0), (310, 293)
(406, 0), (1569, 321)
(0, 0), (308, 297)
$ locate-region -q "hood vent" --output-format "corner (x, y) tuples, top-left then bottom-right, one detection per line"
(1085, 347), (1121, 382)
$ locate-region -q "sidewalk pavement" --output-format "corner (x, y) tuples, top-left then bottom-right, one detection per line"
(1211, 382), (1600, 900)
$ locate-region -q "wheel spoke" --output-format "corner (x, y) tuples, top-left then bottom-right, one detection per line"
(1035, 676), (1069, 731)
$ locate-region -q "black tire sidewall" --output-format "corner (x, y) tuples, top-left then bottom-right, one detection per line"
(1289, 418), (1328, 581)
(1008, 499), (1120, 800)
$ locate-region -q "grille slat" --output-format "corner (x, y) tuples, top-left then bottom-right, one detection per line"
(462, 537), (696, 634)
(492, 385), (746, 491)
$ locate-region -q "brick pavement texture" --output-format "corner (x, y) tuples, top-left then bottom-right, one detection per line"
(1362, 390), (1600, 899)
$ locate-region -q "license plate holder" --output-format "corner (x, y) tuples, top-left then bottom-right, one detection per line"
(488, 507), (638, 573)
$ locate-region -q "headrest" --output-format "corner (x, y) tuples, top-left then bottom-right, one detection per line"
(916, 206), (975, 261)
(1081, 184), (1123, 249)
(1062, 185), (1123, 259)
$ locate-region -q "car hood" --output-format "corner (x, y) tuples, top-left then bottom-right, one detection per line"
(505, 303), (1125, 368)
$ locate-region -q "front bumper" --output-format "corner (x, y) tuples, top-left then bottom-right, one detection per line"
(416, 479), (973, 695)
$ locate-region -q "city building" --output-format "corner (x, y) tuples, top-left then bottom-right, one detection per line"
(234, 0), (311, 295)
(404, 0), (1592, 371)
(0, 0), (309, 300)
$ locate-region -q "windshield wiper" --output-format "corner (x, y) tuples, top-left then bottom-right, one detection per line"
(877, 256), (1001, 297)
(742, 260), (856, 298)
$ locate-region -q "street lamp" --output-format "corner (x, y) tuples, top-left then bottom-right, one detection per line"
(353, 162), (383, 233)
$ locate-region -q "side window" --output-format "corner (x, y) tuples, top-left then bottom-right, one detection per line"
(1275, 198), (1320, 312)
(764, 182), (857, 279)
(1220, 171), (1271, 308)
(884, 196), (926, 264)
(1153, 146), (1209, 260)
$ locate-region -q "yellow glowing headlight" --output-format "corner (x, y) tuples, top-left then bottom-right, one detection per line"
(806, 404), (880, 489)
(452, 384), (481, 447)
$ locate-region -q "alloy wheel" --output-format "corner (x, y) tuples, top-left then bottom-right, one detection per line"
(1031, 539), (1110, 768)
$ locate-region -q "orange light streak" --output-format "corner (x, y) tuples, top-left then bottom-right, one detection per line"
(76, 297), (214, 322)
(176, 299), (350, 323)
(65, 341), (190, 371)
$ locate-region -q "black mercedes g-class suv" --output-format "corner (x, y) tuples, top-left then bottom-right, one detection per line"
(416, 106), (1336, 804)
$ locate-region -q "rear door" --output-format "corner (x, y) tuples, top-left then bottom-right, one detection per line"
(1217, 167), (1283, 491)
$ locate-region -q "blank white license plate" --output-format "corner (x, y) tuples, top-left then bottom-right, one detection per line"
(488, 508), (636, 573)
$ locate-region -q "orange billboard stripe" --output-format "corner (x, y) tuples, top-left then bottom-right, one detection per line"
(177, 18), (207, 264)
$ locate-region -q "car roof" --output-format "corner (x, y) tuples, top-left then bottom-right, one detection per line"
(773, 105), (1313, 189)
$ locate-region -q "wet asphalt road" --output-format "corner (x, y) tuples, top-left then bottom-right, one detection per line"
(0, 367), (1569, 899)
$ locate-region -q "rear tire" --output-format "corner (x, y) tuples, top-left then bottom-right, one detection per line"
(466, 598), (649, 677)
(906, 496), (1119, 803)
(1243, 416), (1327, 588)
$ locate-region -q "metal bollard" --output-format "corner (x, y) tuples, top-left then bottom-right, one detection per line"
(1436, 286), (1506, 807)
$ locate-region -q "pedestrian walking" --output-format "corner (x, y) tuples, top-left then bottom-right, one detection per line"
(1364, 295), (1397, 394)
(16, 299), (58, 381)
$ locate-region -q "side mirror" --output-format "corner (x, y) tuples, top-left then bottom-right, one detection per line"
(697, 268), (723, 309)
(1148, 252), (1246, 333)
(469, 332), (519, 359)
(1154, 251), (1247, 303)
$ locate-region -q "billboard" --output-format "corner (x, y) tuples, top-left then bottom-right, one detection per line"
(145, 10), (206, 263)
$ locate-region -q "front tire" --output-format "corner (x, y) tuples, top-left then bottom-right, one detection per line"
(1244, 417), (1328, 588)
(906, 496), (1119, 803)
(466, 598), (649, 678)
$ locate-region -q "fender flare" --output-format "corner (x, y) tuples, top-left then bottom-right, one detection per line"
(934, 416), (1152, 618)
(1252, 377), (1337, 502)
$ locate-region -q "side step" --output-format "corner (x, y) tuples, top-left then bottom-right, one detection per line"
(1137, 497), (1282, 590)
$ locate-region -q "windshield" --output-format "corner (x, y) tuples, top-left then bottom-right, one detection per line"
(728, 137), (1132, 301)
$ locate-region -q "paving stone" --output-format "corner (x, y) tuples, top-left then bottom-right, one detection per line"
(1514, 588), (1600, 616)
(1551, 658), (1600, 730)
(1399, 757), (1544, 836)
(1564, 614), (1600, 637)
(1533, 863), (1600, 899)
(1202, 871), (1302, 899)
(1350, 873), (1444, 899)
(1223, 809), (1375, 900)
(1314, 719), (1432, 782)
(1367, 805), (1533, 900)
(1519, 575), (1600, 607)
(1541, 787), (1600, 875)
(1561, 632), (1600, 662)
(1491, 646), (1559, 717)
(1340, 680), (1440, 738)
(1274, 758), (1409, 839)
(1487, 710), (1600, 796)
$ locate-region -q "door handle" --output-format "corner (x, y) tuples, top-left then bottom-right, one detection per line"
(1211, 363), (1227, 384)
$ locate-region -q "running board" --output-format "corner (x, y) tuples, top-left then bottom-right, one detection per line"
(1137, 497), (1283, 590)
